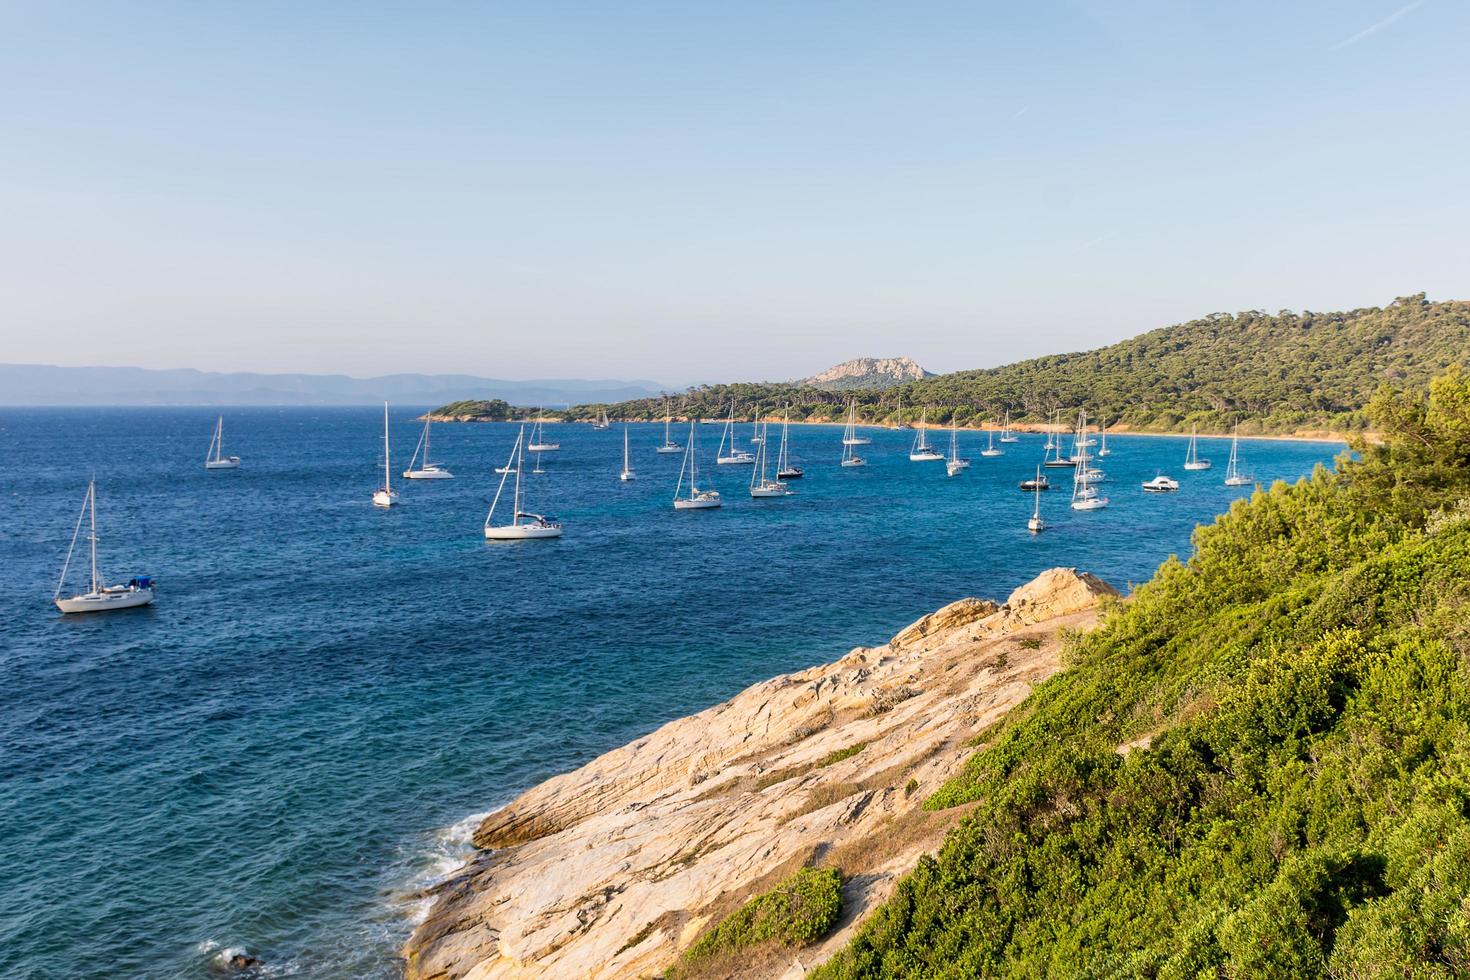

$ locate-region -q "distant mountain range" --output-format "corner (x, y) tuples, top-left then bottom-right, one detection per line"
(801, 356), (933, 390)
(0, 364), (670, 407)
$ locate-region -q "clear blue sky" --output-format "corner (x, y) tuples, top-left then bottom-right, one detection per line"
(2, 1), (1466, 384)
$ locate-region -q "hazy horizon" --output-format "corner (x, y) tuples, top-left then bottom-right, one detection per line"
(3, 2), (1467, 380)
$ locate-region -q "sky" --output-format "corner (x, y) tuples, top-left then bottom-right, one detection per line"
(1, 1), (1467, 385)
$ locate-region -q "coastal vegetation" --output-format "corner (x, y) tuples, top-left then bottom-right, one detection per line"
(431, 295), (1470, 435)
(811, 367), (1470, 978)
(673, 866), (844, 977)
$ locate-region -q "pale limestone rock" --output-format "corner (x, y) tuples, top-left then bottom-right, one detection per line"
(404, 568), (1117, 980)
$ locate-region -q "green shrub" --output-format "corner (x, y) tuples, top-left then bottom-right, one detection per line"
(679, 867), (844, 971)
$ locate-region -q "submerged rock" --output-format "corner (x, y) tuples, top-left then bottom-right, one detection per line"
(404, 568), (1117, 979)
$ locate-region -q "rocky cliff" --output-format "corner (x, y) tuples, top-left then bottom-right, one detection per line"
(800, 357), (932, 391)
(403, 568), (1118, 979)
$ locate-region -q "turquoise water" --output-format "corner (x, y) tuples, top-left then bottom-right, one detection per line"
(0, 408), (1341, 978)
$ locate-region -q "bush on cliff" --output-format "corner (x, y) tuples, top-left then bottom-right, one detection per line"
(814, 369), (1470, 978)
(675, 866), (843, 975)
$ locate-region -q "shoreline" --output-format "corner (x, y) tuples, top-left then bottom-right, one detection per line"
(424, 414), (1352, 445)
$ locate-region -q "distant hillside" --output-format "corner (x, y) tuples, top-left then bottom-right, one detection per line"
(801, 356), (932, 391)
(0, 364), (667, 407)
(433, 294), (1469, 435)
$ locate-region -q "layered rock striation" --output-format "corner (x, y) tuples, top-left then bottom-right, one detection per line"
(404, 568), (1117, 979)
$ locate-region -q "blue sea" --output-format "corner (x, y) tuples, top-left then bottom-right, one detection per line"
(0, 408), (1342, 978)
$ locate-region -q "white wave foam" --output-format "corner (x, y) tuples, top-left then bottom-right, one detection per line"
(396, 807), (503, 925)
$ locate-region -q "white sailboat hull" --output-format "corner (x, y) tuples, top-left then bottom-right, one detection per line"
(717, 454), (755, 465)
(1028, 517), (1045, 532)
(1183, 461), (1212, 471)
(909, 450), (944, 462)
(620, 471), (636, 481)
(1001, 436), (1020, 443)
(750, 484), (789, 497)
(979, 449), (1003, 457)
(1071, 496), (1110, 510)
(1224, 475), (1252, 486)
(204, 457), (240, 470)
(842, 437), (871, 446)
(484, 523), (563, 540)
(56, 588), (155, 614)
(372, 489), (399, 507)
(840, 457), (866, 468)
(674, 496), (721, 509)
(656, 445), (683, 454)
(403, 466), (454, 480)
(528, 444), (560, 452)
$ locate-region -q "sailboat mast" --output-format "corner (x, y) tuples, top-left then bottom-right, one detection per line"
(513, 435), (524, 525)
(89, 480), (99, 595)
(382, 403), (391, 490)
(1033, 468), (1042, 519)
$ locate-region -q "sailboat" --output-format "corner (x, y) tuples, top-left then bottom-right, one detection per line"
(776, 408), (803, 479)
(204, 416), (241, 469)
(403, 416), (454, 480)
(372, 403), (399, 507)
(1224, 423), (1251, 486)
(619, 427), (636, 481)
(528, 408), (560, 452)
(842, 399), (872, 445)
(1070, 417), (1109, 511)
(909, 407), (944, 461)
(1183, 426), (1212, 470)
(840, 420), (866, 468)
(1043, 410), (1077, 468)
(656, 399), (683, 454)
(1000, 410), (1020, 443)
(1043, 410), (1058, 451)
(750, 418), (765, 444)
(674, 421), (721, 509)
(946, 422), (970, 476)
(716, 400), (755, 464)
(484, 426), (563, 539)
(592, 407), (611, 430)
(980, 420), (1004, 457)
(749, 426), (790, 497)
(1028, 467), (1046, 532)
(54, 479), (155, 613)
(1096, 416), (1111, 457)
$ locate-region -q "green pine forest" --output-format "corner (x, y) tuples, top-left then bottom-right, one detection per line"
(432, 294), (1470, 435)
(804, 367), (1470, 977)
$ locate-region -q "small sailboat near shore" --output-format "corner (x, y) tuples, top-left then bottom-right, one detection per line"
(776, 408), (803, 479)
(716, 401), (755, 464)
(1000, 411), (1020, 444)
(980, 421), (1004, 457)
(842, 399), (871, 446)
(592, 407), (611, 430)
(675, 421), (721, 509)
(656, 400), (683, 454)
(1183, 426), (1212, 470)
(909, 407), (944, 462)
(528, 408), (560, 452)
(1043, 410), (1077, 469)
(1224, 423), (1252, 486)
(372, 403), (399, 507)
(946, 422), (970, 476)
(54, 479), (155, 613)
(619, 427), (636, 482)
(403, 417), (453, 480)
(485, 426), (563, 539)
(749, 428), (790, 497)
(204, 416), (240, 469)
(1028, 467), (1046, 532)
